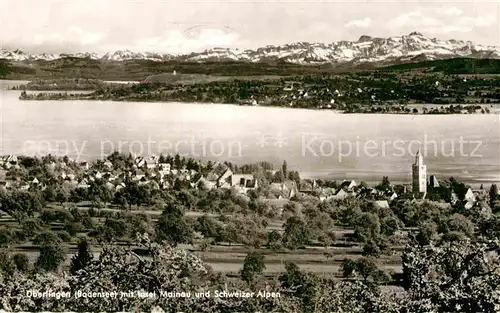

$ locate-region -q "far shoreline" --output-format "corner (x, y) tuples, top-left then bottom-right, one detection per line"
(13, 90), (500, 115)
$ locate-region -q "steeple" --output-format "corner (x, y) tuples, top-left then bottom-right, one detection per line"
(415, 150), (424, 166)
(412, 150), (427, 197)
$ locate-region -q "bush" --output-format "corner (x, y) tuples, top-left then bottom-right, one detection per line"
(70, 206), (82, 223)
(362, 240), (381, 257)
(54, 209), (74, 223)
(40, 210), (57, 223)
(87, 207), (97, 217)
(12, 230), (27, 242)
(0, 228), (12, 246)
(82, 216), (95, 230)
(34, 231), (62, 246)
(57, 230), (72, 243)
(12, 253), (30, 272)
(36, 242), (65, 271)
(21, 218), (41, 237)
(0, 251), (15, 275)
(64, 222), (80, 237)
(104, 218), (127, 238)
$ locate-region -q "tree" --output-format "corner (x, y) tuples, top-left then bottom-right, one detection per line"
(490, 184), (499, 207)
(282, 161), (288, 182)
(362, 240), (382, 257)
(447, 213), (474, 238)
(356, 257), (380, 282)
(195, 215), (222, 239)
(88, 180), (113, 207)
(266, 230), (283, 251)
(402, 240), (500, 312)
(240, 251), (266, 284)
(0, 190), (43, 218)
(36, 241), (65, 271)
(354, 212), (381, 243)
(380, 216), (399, 237)
(341, 259), (358, 278)
(155, 204), (193, 245)
(376, 176), (391, 191)
(414, 221), (437, 246)
(70, 239), (93, 275)
(55, 185), (70, 205)
(282, 216), (310, 249)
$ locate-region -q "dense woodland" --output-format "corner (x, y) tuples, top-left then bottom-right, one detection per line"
(0, 153), (499, 311)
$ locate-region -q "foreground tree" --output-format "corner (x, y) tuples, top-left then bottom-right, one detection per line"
(70, 239), (93, 275)
(490, 184), (499, 207)
(402, 239), (500, 312)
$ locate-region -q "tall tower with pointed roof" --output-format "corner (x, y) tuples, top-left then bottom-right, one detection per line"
(412, 151), (427, 195)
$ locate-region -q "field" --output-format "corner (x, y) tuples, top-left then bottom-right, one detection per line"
(143, 72), (283, 84)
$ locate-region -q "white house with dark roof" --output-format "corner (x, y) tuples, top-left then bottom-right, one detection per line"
(373, 200), (390, 209)
(340, 180), (357, 192)
(270, 180), (298, 199)
(333, 188), (349, 200)
(77, 178), (90, 189)
(429, 175), (440, 188)
(145, 157), (158, 169)
(464, 188), (476, 203)
(230, 174), (258, 193)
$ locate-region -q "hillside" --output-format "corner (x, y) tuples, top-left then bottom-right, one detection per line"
(1, 58), (375, 81)
(383, 57), (500, 74)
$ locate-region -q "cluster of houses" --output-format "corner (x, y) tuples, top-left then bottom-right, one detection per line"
(0, 154), (490, 212)
(428, 174), (487, 210)
(0, 154), (190, 192)
(193, 162), (258, 193)
(269, 177), (398, 209)
(0, 155), (261, 196)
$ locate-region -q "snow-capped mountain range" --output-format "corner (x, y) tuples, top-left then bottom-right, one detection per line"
(2, 32), (500, 65)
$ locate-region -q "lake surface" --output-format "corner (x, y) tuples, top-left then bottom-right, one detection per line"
(1, 80), (499, 186)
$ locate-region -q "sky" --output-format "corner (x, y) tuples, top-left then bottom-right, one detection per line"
(0, 0), (499, 54)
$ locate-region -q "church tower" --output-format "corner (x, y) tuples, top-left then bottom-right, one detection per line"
(412, 151), (427, 196)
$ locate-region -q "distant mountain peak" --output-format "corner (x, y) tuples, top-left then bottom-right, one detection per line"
(1, 32), (499, 65)
(409, 31), (424, 37)
(358, 35), (373, 42)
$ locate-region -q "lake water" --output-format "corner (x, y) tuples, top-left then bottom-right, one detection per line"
(1, 80), (499, 186)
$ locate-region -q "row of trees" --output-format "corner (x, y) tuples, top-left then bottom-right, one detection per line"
(2, 236), (500, 312)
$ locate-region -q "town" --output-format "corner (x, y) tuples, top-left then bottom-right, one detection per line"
(0, 151), (489, 209)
